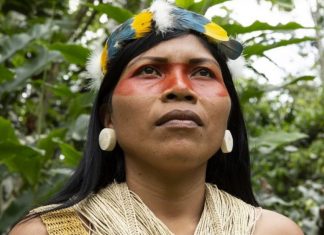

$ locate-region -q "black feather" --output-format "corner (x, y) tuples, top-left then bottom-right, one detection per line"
(219, 39), (243, 60)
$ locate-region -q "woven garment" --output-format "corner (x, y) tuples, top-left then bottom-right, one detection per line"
(72, 182), (262, 235)
(36, 207), (88, 235)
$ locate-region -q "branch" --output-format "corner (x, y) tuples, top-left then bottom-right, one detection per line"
(68, 0), (99, 42)
(246, 64), (270, 81)
(71, 10), (97, 42)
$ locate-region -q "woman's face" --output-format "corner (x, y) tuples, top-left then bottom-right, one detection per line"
(107, 34), (231, 173)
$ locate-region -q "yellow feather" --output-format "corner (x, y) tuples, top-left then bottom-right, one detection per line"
(100, 44), (108, 75)
(204, 22), (229, 41)
(132, 11), (153, 39)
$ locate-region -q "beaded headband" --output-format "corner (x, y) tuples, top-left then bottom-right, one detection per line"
(87, 0), (243, 89)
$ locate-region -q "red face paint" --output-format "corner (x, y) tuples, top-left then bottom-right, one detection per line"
(114, 63), (229, 98)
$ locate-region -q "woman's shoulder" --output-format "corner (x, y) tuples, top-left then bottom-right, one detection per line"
(9, 217), (48, 235)
(254, 209), (304, 235)
(9, 205), (88, 235)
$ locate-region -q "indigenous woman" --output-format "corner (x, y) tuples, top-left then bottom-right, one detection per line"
(11, 1), (303, 234)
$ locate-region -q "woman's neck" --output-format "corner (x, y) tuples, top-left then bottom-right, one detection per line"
(125, 159), (207, 235)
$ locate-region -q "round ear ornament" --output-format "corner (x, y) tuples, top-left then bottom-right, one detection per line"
(221, 130), (233, 153)
(99, 128), (117, 151)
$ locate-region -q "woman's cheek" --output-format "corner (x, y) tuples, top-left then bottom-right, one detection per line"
(191, 80), (229, 98)
(114, 78), (167, 96)
(114, 79), (138, 96)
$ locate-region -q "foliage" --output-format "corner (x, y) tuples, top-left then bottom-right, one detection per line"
(0, 0), (322, 234)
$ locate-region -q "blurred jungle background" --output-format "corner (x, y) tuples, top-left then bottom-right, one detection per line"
(0, 0), (323, 234)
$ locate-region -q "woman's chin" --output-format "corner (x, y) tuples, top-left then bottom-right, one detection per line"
(126, 145), (215, 176)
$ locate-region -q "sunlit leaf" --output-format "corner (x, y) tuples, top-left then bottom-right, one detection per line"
(250, 131), (308, 153)
(224, 21), (307, 35)
(266, 0), (294, 11)
(49, 43), (90, 65)
(282, 76), (315, 86)
(266, 76), (316, 91)
(244, 37), (315, 57)
(189, 0), (230, 14)
(89, 3), (133, 23)
(176, 0), (194, 9)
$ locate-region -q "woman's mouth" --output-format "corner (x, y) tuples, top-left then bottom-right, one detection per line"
(155, 109), (203, 128)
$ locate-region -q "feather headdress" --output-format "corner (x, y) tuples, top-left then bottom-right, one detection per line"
(87, 0), (243, 90)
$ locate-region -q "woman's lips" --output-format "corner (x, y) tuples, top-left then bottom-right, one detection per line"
(155, 109), (203, 127)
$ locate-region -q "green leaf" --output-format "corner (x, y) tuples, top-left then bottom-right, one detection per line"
(46, 83), (74, 98)
(57, 142), (82, 167)
(0, 142), (43, 185)
(89, 3), (133, 23)
(0, 33), (32, 64)
(49, 43), (90, 65)
(268, 0), (294, 11)
(0, 22), (54, 63)
(0, 116), (19, 143)
(37, 128), (67, 161)
(0, 46), (60, 95)
(244, 37), (315, 58)
(250, 131), (308, 153)
(67, 114), (90, 141)
(189, 0), (230, 14)
(224, 21), (307, 35)
(0, 189), (34, 231)
(176, 0), (194, 9)
(0, 64), (14, 83)
(238, 83), (265, 104)
(282, 76), (315, 87)
(266, 76), (316, 91)
(32, 174), (69, 205)
(260, 194), (292, 207)
(67, 92), (96, 120)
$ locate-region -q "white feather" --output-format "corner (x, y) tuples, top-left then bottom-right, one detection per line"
(86, 47), (104, 90)
(227, 56), (246, 79)
(150, 0), (174, 33)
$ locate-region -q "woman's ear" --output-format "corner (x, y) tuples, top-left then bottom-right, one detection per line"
(99, 104), (114, 128)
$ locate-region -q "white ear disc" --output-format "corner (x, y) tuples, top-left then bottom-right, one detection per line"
(221, 130), (233, 153)
(99, 128), (117, 151)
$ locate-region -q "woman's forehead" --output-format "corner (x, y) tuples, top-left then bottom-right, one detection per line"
(126, 35), (216, 66)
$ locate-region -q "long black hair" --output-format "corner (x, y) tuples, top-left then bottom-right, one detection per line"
(46, 30), (259, 210)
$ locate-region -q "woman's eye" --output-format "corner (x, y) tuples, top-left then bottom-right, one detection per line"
(192, 68), (215, 79)
(138, 66), (160, 76)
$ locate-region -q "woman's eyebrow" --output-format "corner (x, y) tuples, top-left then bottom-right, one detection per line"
(127, 56), (168, 69)
(126, 56), (220, 69)
(188, 58), (220, 68)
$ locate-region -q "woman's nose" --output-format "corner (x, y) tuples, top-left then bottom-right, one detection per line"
(160, 71), (197, 104)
